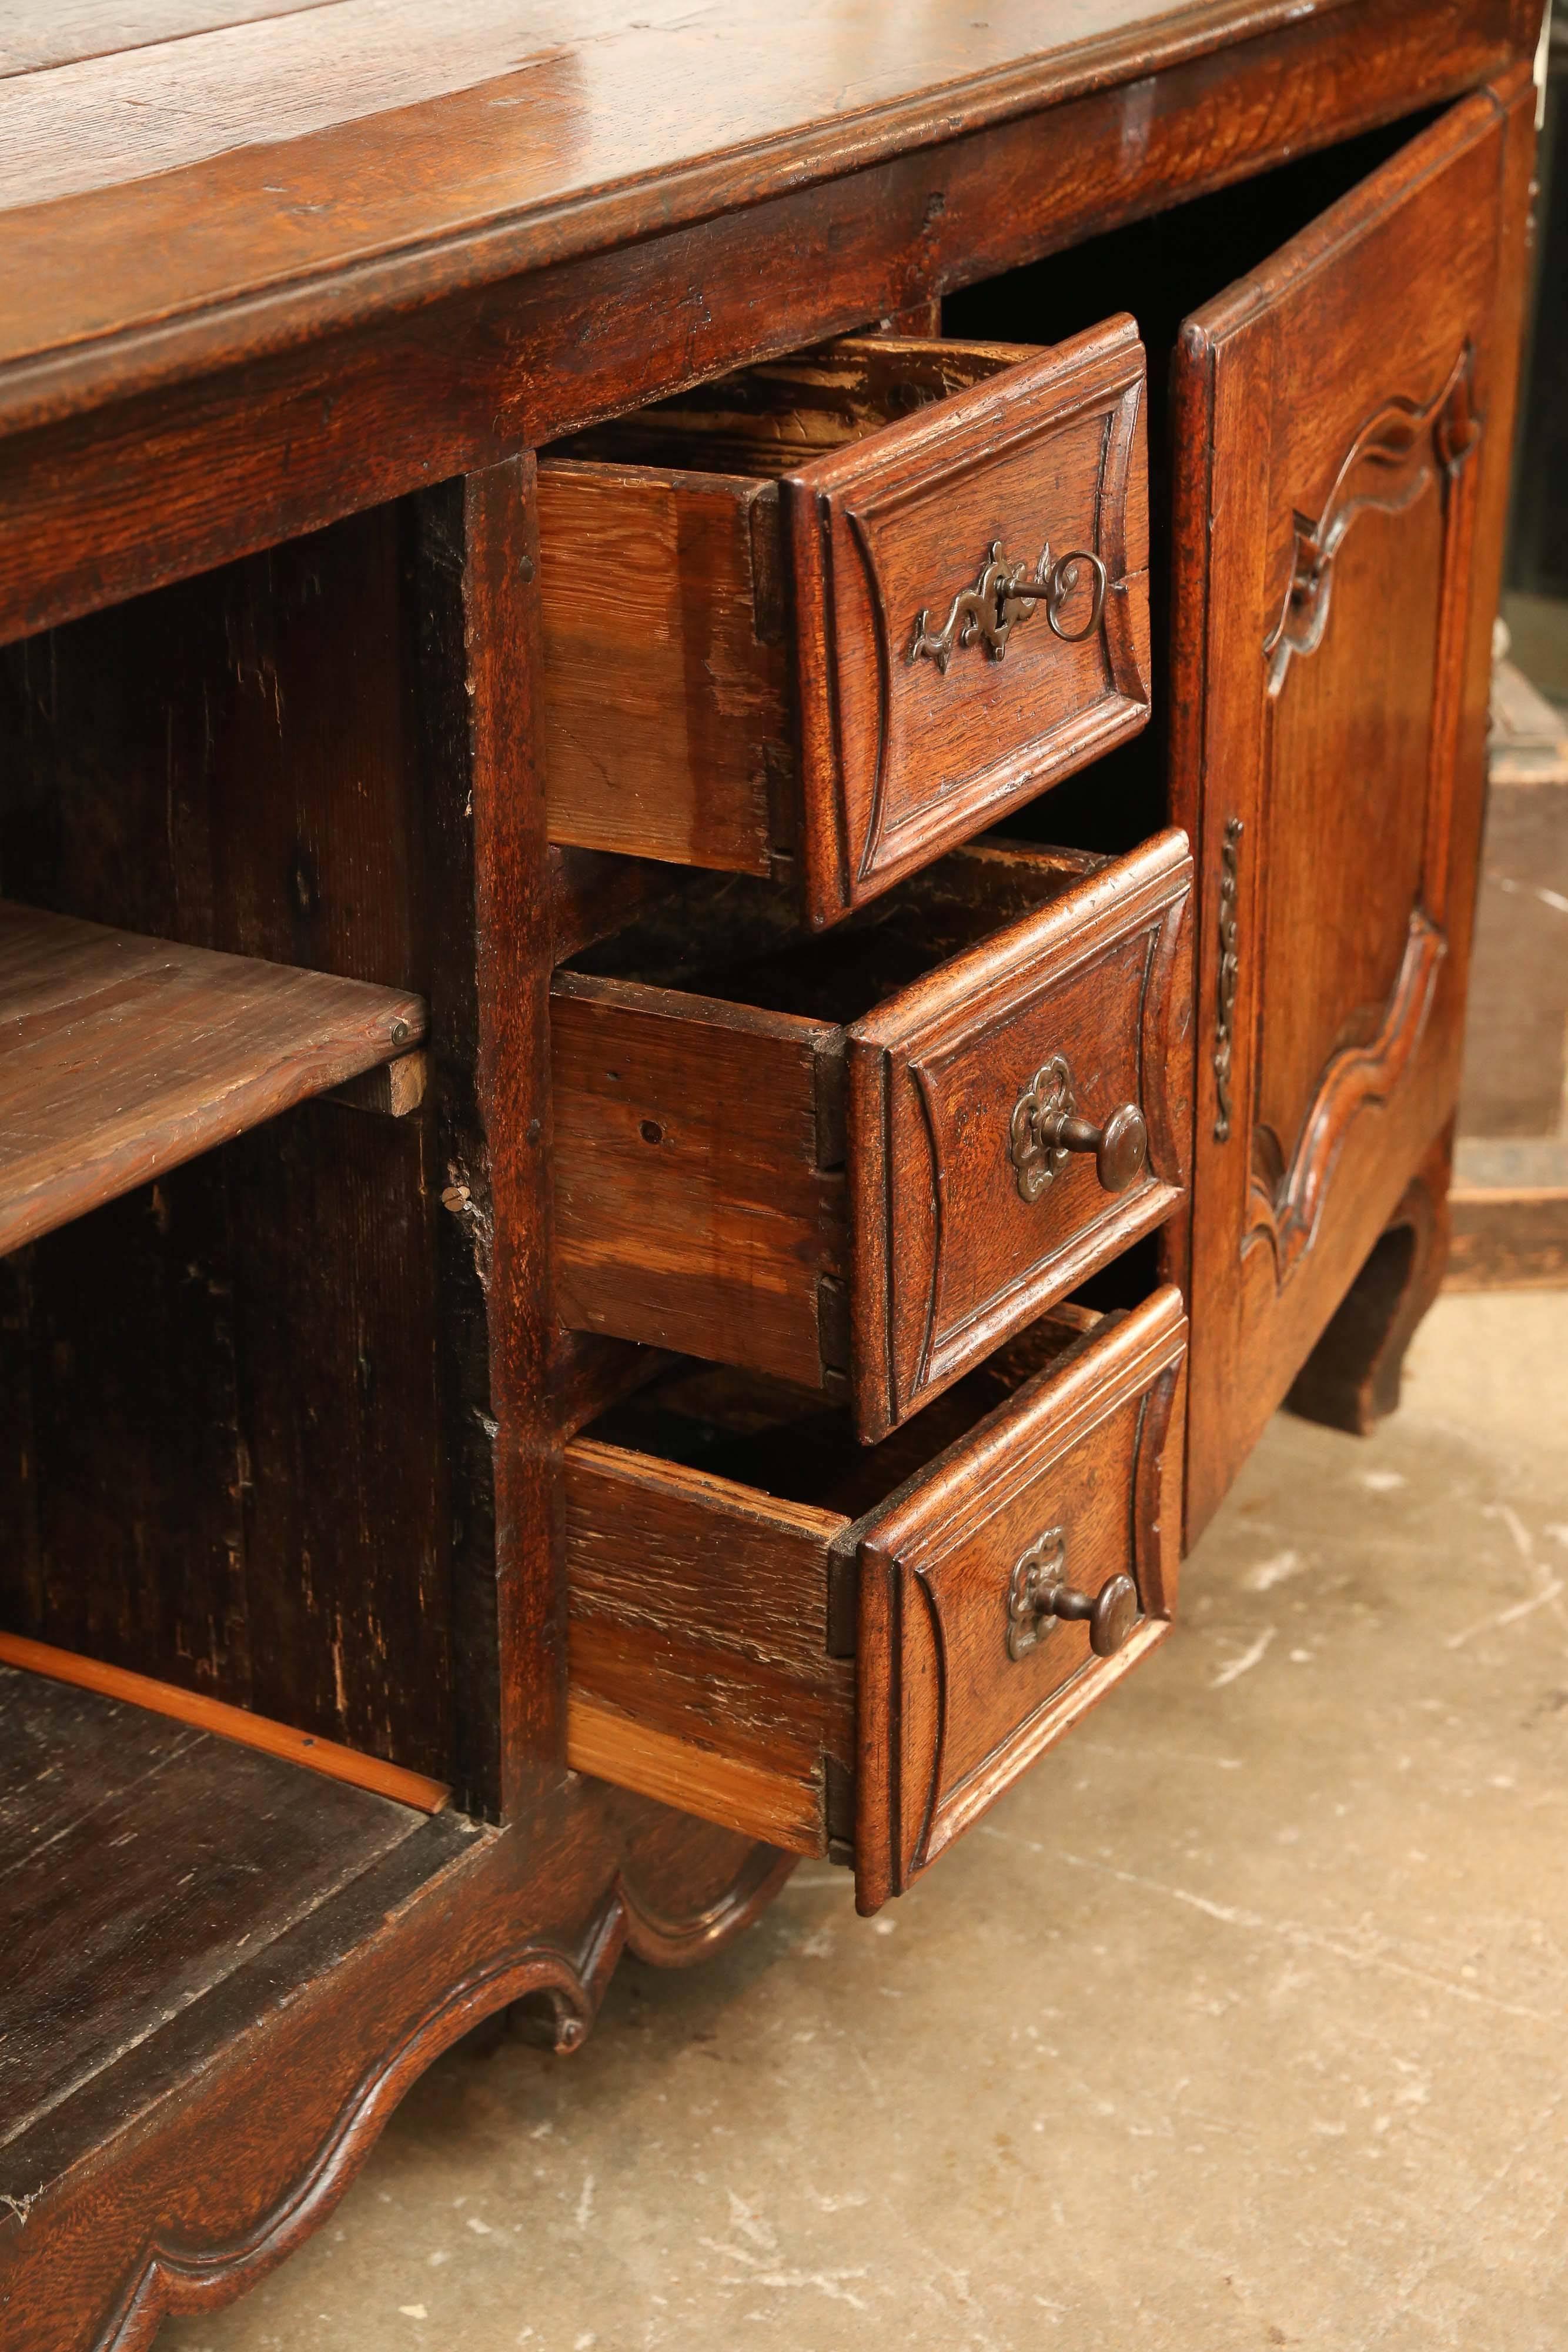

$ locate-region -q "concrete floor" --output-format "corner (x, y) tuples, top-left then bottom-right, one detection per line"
(164, 1291), (1568, 2352)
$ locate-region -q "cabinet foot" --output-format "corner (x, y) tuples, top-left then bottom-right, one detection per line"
(1286, 1128), (1452, 1438)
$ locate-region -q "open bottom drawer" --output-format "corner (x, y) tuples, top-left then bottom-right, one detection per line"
(566, 1285), (1186, 1912)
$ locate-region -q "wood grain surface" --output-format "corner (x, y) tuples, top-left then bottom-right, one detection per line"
(553, 973), (846, 1392)
(0, 5), (343, 81)
(0, 898), (426, 1253)
(409, 454), (561, 1822)
(0, 475), (798, 2345)
(1286, 1125), (1453, 1429)
(0, 1632), (450, 1811)
(1174, 74), (1537, 1533)
(0, 1793), (787, 2352)
(539, 463), (788, 879)
(566, 1441), (852, 1852)
(0, 1659), (427, 2159)
(0, 516), (463, 1797)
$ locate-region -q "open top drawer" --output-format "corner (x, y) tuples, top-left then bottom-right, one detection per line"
(554, 830), (1193, 1441)
(566, 1287), (1187, 1912)
(540, 320), (1150, 927)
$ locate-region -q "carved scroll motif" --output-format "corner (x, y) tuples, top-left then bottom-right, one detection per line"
(80, 1849), (797, 2346)
(1263, 343), (1479, 698)
(1006, 1528), (1068, 1661)
(1213, 817), (1243, 1142)
(1249, 909), (1445, 1281)
(1008, 1055), (1074, 1200)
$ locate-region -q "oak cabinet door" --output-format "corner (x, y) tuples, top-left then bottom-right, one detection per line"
(1174, 82), (1536, 1536)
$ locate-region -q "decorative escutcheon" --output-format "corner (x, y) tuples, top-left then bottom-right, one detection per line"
(1007, 1529), (1139, 1662)
(1008, 1055), (1148, 1203)
(908, 542), (1108, 673)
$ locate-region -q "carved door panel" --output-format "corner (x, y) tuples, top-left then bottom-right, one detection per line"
(1174, 81), (1536, 1536)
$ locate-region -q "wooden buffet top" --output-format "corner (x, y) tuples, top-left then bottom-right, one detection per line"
(0, 0), (1512, 435)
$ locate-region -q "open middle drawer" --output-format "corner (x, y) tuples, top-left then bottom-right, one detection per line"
(554, 830), (1193, 1442)
(567, 1287), (1187, 1913)
(539, 320), (1149, 927)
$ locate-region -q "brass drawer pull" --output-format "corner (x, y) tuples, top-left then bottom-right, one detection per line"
(1007, 1529), (1139, 1662)
(1009, 1055), (1147, 1202)
(908, 543), (1108, 673)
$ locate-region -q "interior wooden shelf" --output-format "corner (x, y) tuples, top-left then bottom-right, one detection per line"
(0, 1632), (452, 1814)
(0, 1661), (471, 2185)
(0, 900), (427, 1254)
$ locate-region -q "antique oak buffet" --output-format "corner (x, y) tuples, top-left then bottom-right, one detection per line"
(0, 3), (1540, 2343)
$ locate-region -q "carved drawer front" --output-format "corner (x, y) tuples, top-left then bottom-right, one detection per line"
(565, 1288), (1187, 1914)
(539, 320), (1150, 928)
(553, 830), (1192, 1442)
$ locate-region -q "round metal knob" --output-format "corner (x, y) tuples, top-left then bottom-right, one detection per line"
(1009, 1058), (1148, 1202)
(1052, 1102), (1148, 1194)
(1008, 1535), (1142, 1662)
(1047, 1572), (1140, 1658)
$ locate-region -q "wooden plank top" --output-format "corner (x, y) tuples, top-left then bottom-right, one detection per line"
(0, 898), (427, 1254)
(0, 0), (1380, 437)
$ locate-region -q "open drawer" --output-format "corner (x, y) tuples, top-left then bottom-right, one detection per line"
(539, 320), (1150, 927)
(566, 1287), (1186, 1913)
(554, 830), (1193, 1442)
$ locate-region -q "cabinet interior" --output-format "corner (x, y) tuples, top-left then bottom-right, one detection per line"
(0, 509), (500, 1818)
(586, 1312), (1095, 1519)
(570, 840), (1098, 1020)
(547, 336), (1029, 478)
